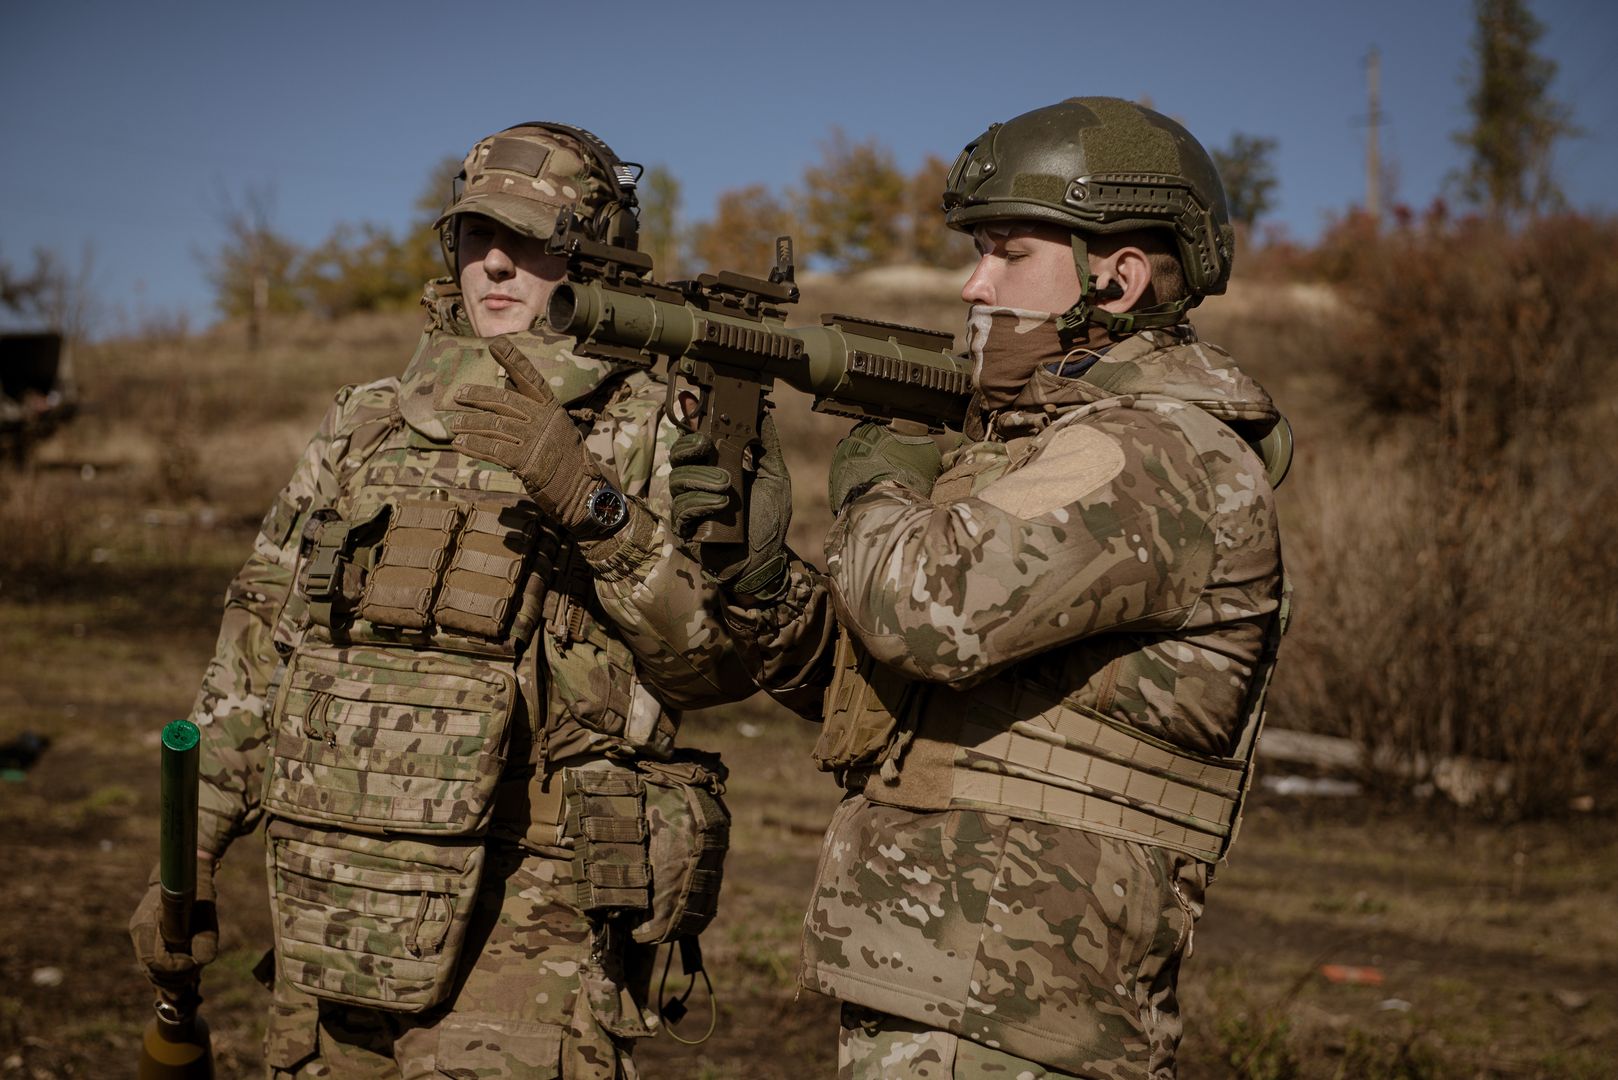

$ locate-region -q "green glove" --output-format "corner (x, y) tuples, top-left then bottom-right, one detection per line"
(128, 861), (218, 994)
(828, 421), (943, 513)
(668, 414), (791, 597)
(449, 337), (610, 536)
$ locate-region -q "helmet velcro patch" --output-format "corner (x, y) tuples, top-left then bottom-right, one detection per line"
(1010, 174), (1067, 204)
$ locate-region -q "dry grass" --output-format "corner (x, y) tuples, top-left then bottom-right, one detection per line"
(3, 237), (1616, 1075)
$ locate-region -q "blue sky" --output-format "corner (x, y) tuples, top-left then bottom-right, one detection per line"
(3, 0), (1615, 335)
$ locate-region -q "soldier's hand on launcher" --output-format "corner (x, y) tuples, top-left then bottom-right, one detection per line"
(668, 412), (792, 599)
(827, 420), (944, 513)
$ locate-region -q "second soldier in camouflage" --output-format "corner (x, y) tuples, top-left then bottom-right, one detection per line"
(674, 97), (1291, 1079)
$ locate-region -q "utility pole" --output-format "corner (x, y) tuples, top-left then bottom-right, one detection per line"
(1366, 46), (1382, 222)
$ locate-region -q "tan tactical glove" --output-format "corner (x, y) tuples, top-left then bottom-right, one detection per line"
(129, 861), (218, 993)
(828, 421), (943, 513)
(668, 415), (791, 599)
(449, 337), (621, 538)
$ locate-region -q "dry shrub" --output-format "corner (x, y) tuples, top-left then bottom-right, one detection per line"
(0, 469), (100, 595)
(1267, 211), (1618, 815)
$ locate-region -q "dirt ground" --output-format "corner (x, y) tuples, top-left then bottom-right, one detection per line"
(2, 301), (1615, 1078)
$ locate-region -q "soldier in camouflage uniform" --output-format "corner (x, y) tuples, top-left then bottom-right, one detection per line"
(129, 123), (754, 1078)
(671, 97), (1291, 1078)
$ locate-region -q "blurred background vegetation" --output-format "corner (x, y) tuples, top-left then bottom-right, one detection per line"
(4, 0), (1612, 820)
(3, 1), (1616, 1075)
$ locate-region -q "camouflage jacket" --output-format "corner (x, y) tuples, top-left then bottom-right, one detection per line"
(786, 325), (1286, 1077)
(189, 304), (757, 859)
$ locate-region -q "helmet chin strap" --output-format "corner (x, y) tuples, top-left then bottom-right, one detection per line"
(1054, 232), (1197, 343)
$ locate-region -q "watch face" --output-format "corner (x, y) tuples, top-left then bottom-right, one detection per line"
(588, 485), (628, 532)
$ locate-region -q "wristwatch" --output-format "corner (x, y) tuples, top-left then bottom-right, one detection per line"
(586, 483), (629, 537)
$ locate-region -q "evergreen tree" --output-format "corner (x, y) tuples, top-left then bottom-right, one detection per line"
(1211, 134), (1279, 228)
(1453, 0), (1577, 218)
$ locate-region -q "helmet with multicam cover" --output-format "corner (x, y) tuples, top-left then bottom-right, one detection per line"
(943, 97), (1234, 334)
(435, 122), (642, 273)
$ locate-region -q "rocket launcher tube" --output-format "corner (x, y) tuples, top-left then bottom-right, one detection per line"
(546, 281), (973, 431)
(158, 719), (200, 949)
(543, 232), (970, 544)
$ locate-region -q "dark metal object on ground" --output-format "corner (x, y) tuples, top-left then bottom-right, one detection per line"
(1, 331), (77, 462)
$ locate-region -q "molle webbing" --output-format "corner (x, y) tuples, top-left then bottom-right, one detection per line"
(302, 507), (389, 629)
(562, 766), (650, 915)
(341, 498), (576, 650)
(264, 644), (517, 835)
(950, 709), (1243, 862)
(866, 677), (1251, 863)
(360, 501), (464, 629)
(435, 505), (540, 639)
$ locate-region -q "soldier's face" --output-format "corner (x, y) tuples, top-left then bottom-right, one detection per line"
(961, 223), (1082, 312)
(457, 215), (567, 337)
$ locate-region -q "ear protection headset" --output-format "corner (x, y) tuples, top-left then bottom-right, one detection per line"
(438, 121), (643, 273)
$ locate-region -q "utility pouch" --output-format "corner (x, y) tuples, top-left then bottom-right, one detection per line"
(562, 764), (649, 917)
(812, 629), (920, 774)
(265, 819), (483, 1013)
(633, 751), (730, 946)
(262, 642), (517, 1013)
(358, 499), (464, 631)
(263, 643), (516, 835)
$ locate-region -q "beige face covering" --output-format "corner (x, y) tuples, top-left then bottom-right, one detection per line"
(965, 305), (1112, 411)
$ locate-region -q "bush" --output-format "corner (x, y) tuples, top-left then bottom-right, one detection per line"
(1264, 210), (1618, 815)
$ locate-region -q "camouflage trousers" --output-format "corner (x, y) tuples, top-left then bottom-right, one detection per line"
(839, 1006), (1087, 1079)
(802, 797), (1200, 1079)
(263, 846), (649, 1079)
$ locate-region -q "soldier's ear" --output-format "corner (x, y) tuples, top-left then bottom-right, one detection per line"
(1094, 247), (1152, 313)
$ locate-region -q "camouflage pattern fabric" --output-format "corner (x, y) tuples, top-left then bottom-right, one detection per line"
(434, 125), (618, 244)
(762, 321), (1284, 1077)
(189, 314), (754, 856)
(183, 284), (754, 1069)
(264, 849), (645, 1078)
(804, 797), (1204, 1079)
(964, 304), (1111, 413)
(825, 323), (1283, 757)
(839, 1004), (1090, 1079)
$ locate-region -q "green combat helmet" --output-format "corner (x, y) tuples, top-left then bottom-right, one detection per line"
(943, 96), (1235, 337)
(435, 121), (643, 273)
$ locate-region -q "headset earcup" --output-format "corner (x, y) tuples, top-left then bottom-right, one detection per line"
(438, 219), (458, 276)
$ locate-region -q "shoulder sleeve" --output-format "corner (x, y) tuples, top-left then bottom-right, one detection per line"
(191, 385), (381, 856)
(826, 402), (1226, 687)
(720, 557), (836, 720)
(579, 374), (761, 710)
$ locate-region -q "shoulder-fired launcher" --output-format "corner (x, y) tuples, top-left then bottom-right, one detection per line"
(544, 228), (971, 543)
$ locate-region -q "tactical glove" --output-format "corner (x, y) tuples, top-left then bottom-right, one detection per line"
(129, 860), (218, 993)
(668, 415), (791, 598)
(449, 337), (616, 538)
(828, 421), (943, 513)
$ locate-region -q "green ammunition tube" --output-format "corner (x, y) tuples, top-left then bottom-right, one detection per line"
(158, 719), (201, 948)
